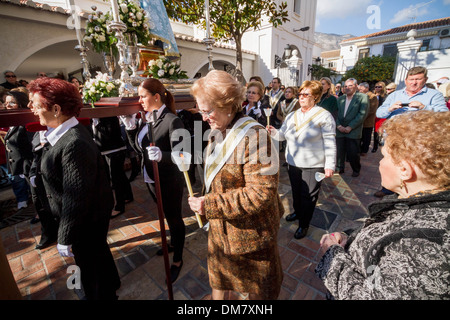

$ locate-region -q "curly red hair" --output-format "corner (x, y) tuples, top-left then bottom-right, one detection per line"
(28, 77), (83, 117)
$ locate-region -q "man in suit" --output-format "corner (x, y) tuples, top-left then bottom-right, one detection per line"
(336, 78), (369, 177)
(267, 77), (285, 129)
(358, 82), (378, 155)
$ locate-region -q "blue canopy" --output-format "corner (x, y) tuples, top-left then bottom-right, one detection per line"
(140, 0), (180, 57)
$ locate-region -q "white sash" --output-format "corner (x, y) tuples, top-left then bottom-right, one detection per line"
(204, 116), (261, 193)
(293, 107), (327, 138)
(269, 89), (284, 109)
(281, 98), (298, 117)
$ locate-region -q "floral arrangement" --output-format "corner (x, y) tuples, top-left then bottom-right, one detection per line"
(83, 72), (121, 106)
(84, 1), (151, 54)
(145, 56), (188, 80)
(84, 9), (114, 54)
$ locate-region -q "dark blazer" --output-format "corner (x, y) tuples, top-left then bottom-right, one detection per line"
(92, 117), (126, 153)
(40, 123), (114, 245)
(336, 92), (369, 139)
(4, 126), (33, 176)
(126, 107), (185, 183)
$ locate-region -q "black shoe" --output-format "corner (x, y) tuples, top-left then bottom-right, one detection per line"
(352, 172), (360, 177)
(35, 238), (56, 250)
(111, 210), (125, 218)
(156, 245), (174, 256)
(169, 260), (183, 283)
(30, 217), (40, 224)
(294, 227), (309, 240)
(371, 148), (378, 153)
(285, 213), (299, 222)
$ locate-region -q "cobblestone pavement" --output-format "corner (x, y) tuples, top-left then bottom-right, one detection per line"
(0, 147), (383, 300)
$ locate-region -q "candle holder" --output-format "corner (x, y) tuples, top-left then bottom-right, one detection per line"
(171, 151), (203, 228)
(75, 44), (91, 82)
(263, 108), (272, 126)
(203, 38), (215, 71)
(107, 20), (135, 97)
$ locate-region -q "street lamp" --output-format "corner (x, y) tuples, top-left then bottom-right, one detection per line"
(307, 57), (322, 77)
(275, 44), (293, 69)
(293, 26), (310, 32)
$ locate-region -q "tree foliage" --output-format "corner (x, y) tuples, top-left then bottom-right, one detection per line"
(163, 0), (289, 80)
(343, 55), (396, 84)
(311, 65), (337, 80)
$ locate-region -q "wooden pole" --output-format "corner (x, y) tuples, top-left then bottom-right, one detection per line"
(145, 111), (173, 300)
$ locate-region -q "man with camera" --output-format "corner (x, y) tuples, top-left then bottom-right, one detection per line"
(376, 66), (447, 119)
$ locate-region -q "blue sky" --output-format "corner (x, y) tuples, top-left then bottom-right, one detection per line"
(315, 0), (450, 36)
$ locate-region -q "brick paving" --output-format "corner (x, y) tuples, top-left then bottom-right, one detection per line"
(0, 146), (383, 300)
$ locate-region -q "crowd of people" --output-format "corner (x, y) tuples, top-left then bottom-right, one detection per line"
(0, 65), (449, 300)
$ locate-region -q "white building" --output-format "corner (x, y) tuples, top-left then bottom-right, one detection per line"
(336, 17), (450, 85)
(0, 0), (318, 87)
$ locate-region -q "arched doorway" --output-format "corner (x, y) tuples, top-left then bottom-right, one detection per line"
(194, 60), (238, 79)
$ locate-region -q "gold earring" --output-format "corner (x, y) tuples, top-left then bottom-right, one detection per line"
(400, 179), (405, 189)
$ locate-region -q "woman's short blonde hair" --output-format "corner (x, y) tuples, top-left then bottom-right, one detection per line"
(381, 110), (450, 188)
(299, 80), (323, 104)
(191, 70), (246, 114)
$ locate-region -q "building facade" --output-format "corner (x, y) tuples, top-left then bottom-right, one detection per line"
(0, 0), (318, 87)
(335, 17), (450, 85)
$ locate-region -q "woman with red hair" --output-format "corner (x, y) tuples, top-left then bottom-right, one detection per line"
(28, 77), (120, 300)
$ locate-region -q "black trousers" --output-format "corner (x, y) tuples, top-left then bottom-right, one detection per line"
(29, 175), (58, 243)
(147, 178), (185, 263)
(373, 130), (380, 151)
(103, 150), (133, 212)
(336, 137), (361, 173)
(360, 127), (373, 154)
(287, 165), (323, 228)
(71, 217), (121, 300)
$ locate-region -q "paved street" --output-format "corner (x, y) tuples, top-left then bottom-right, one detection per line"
(0, 146), (383, 300)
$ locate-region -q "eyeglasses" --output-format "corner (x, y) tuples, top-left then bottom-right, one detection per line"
(198, 108), (215, 118)
(298, 93), (312, 98)
(246, 90), (259, 95)
(5, 75), (16, 78)
(375, 86), (382, 88)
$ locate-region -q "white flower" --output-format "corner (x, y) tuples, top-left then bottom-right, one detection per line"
(156, 60), (164, 68)
(158, 69), (165, 77)
(98, 35), (106, 42)
(120, 4), (128, 13)
(169, 68), (174, 75)
(89, 86), (96, 93)
(136, 12), (142, 20)
(106, 83), (114, 91)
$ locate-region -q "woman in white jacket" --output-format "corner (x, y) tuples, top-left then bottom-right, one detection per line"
(267, 80), (336, 239)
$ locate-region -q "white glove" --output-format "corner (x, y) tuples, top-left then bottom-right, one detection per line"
(119, 114), (137, 130)
(30, 176), (36, 188)
(147, 146), (162, 162)
(57, 243), (74, 257)
(19, 174), (25, 179)
(252, 108), (262, 118)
